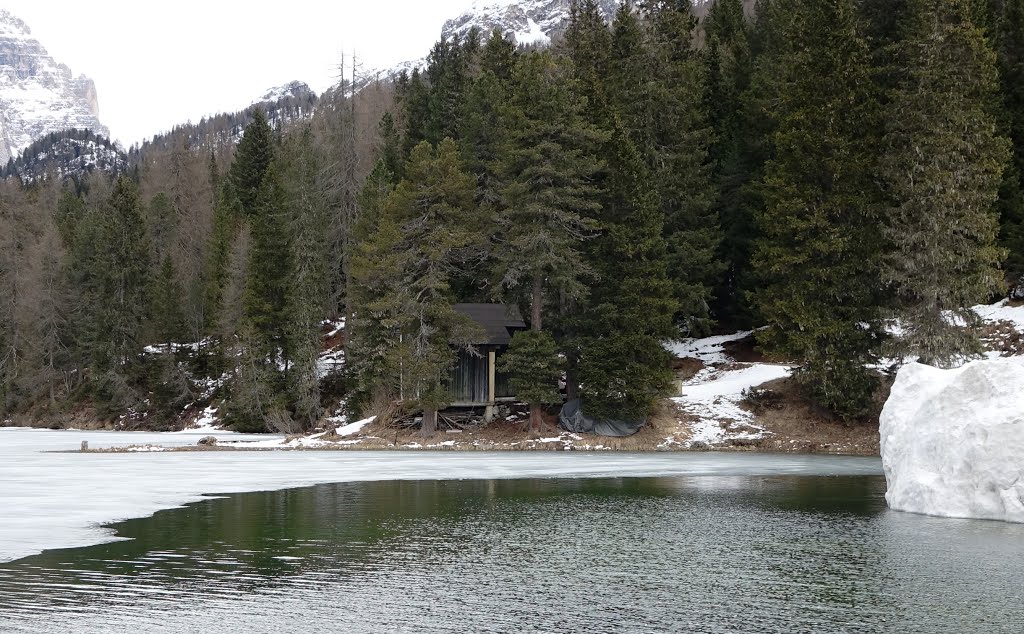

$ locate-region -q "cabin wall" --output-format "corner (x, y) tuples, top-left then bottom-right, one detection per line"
(446, 348), (489, 404)
(446, 346), (516, 405)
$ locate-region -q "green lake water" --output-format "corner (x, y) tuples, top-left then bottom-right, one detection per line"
(1, 475), (1022, 633)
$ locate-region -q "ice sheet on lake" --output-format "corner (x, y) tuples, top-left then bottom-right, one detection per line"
(880, 358), (1024, 523)
(0, 428), (881, 563)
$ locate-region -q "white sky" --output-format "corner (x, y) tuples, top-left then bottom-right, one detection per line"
(0, 0), (475, 146)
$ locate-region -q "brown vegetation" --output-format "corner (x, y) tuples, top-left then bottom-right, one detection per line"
(744, 376), (887, 456)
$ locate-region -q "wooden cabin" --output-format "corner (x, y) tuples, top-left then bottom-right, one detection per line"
(446, 304), (527, 414)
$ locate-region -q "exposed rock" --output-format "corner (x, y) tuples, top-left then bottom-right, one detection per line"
(197, 436), (218, 446)
(1009, 278), (1024, 302)
(0, 9), (109, 165)
(441, 0), (620, 45)
(254, 80), (316, 106)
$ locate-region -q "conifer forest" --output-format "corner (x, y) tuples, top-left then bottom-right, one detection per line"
(2, 0), (1023, 433)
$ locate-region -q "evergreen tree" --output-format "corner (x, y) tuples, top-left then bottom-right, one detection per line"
(399, 69), (431, 159)
(461, 29), (518, 208)
(243, 162), (292, 360)
(564, 0), (614, 127)
(282, 129), (333, 430)
(348, 161), (403, 414)
(492, 50), (603, 430)
(752, 0), (884, 419)
(705, 0), (761, 328)
(377, 112), (404, 180)
(203, 181), (243, 332)
(97, 177), (154, 369)
(66, 177), (153, 412)
(230, 109), (275, 216)
(574, 128), (677, 420)
(425, 37), (473, 144)
(994, 0), (1024, 284)
(150, 255), (187, 349)
(385, 139), (481, 436)
(497, 330), (563, 420)
(224, 160), (292, 432)
(634, 1), (722, 334)
(881, 0), (1009, 366)
(146, 192), (176, 263)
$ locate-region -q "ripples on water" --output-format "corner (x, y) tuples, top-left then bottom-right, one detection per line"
(1, 476), (1022, 633)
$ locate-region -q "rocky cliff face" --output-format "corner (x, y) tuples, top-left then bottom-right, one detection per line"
(0, 9), (109, 165)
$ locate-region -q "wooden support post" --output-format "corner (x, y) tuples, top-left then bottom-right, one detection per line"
(484, 349), (497, 422)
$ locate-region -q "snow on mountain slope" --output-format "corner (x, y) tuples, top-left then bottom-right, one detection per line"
(442, 0), (619, 44)
(254, 80), (317, 106)
(0, 9), (109, 165)
(359, 0), (620, 88)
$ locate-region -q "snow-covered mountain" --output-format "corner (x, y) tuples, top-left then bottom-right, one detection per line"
(1, 128), (127, 182)
(254, 80), (317, 106)
(442, 0), (620, 45)
(358, 0), (620, 88)
(0, 9), (109, 166)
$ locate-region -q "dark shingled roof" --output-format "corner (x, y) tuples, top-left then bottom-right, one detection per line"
(453, 303), (527, 346)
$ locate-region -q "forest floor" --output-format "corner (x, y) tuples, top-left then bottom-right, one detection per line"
(55, 299), (1024, 457)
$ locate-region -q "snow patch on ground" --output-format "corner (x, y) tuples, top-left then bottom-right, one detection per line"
(974, 299), (1024, 332)
(668, 363), (791, 449)
(880, 358), (1024, 523)
(172, 407), (222, 434)
(665, 331), (790, 449)
(333, 416), (375, 437)
(666, 331), (754, 365)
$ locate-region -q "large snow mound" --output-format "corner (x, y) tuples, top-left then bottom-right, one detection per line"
(880, 358), (1024, 523)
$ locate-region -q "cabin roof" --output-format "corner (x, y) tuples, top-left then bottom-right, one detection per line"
(453, 303), (527, 346)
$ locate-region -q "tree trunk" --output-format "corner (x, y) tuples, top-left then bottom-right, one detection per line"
(421, 408), (437, 438)
(529, 402), (543, 432)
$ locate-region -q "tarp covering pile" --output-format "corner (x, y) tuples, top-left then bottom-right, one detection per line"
(558, 399), (645, 437)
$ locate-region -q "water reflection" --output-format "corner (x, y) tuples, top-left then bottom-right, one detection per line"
(1, 476), (1021, 633)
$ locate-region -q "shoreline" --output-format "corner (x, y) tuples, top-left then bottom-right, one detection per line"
(63, 428), (880, 457)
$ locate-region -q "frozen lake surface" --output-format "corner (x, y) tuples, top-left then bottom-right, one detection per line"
(0, 427), (883, 563)
(2, 465), (1023, 632)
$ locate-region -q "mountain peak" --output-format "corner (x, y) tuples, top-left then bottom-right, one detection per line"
(0, 9), (32, 38)
(0, 9), (109, 165)
(255, 80), (317, 106)
(441, 0), (620, 44)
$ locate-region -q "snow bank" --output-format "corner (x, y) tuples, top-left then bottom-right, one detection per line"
(880, 358), (1024, 523)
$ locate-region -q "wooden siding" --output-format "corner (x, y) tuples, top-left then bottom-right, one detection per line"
(446, 348), (489, 404)
(445, 346), (516, 405)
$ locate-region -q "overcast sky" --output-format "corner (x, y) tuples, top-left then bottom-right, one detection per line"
(0, 0), (475, 146)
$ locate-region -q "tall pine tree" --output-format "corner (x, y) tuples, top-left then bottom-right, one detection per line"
(752, 0), (884, 419)
(994, 0), (1024, 286)
(492, 50), (603, 430)
(574, 127), (678, 420)
(881, 0), (1009, 366)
